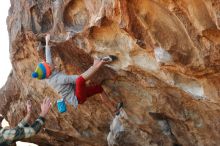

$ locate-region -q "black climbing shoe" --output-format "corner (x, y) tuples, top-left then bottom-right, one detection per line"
(101, 55), (118, 62)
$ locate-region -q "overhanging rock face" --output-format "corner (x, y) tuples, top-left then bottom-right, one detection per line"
(1, 0), (220, 145)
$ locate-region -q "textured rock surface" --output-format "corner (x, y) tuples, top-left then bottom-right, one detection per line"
(1, 0), (220, 145)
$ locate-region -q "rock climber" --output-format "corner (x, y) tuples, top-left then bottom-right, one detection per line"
(0, 98), (51, 146)
(32, 34), (123, 114)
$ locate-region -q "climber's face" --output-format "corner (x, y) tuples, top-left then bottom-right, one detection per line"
(54, 57), (63, 71)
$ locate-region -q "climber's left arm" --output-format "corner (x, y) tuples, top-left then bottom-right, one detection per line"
(45, 34), (54, 69)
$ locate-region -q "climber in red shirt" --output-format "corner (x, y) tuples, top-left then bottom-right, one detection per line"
(32, 34), (123, 114)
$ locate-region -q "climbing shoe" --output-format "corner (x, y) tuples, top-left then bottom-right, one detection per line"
(101, 55), (118, 62)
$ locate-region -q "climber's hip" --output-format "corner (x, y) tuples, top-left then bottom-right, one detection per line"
(75, 76), (103, 104)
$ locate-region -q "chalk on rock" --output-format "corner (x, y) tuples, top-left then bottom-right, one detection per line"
(37, 42), (44, 51)
(154, 47), (172, 63)
(107, 109), (127, 146)
(158, 120), (171, 136)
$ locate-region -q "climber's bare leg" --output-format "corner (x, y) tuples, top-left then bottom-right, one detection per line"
(81, 59), (105, 81)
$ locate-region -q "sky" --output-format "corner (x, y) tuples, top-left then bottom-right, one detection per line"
(0, 0), (11, 88)
(0, 1), (37, 146)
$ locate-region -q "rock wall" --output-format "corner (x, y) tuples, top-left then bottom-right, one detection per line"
(1, 0), (220, 145)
